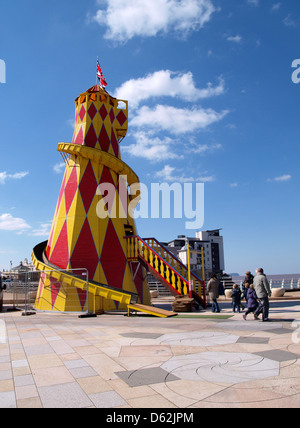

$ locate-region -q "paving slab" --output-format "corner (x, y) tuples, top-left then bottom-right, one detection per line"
(38, 382), (93, 408)
(116, 367), (180, 387)
(254, 349), (300, 362)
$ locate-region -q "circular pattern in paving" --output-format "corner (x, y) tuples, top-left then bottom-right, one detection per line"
(161, 351), (280, 385)
(158, 331), (239, 347)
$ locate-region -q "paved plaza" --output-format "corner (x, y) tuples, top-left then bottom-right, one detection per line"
(0, 297), (299, 409)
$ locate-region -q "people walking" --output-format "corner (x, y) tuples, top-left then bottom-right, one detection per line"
(243, 271), (254, 287)
(253, 268), (271, 322)
(241, 282), (250, 305)
(243, 284), (258, 320)
(241, 271), (253, 309)
(207, 274), (221, 313)
(231, 284), (241, 313)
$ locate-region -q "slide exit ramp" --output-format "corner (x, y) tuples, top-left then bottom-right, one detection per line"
(32, 241), (138, 307)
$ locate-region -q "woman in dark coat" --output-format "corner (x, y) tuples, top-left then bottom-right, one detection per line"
(243, 284), (258, 320)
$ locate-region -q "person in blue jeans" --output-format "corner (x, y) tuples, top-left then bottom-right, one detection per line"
(207, 274), (221, 313)
(231, 284), (241, 313)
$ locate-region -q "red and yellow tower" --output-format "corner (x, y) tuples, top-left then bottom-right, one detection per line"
(34, 84), (151, 313)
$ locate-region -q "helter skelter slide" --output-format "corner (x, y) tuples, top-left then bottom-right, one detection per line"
(32, 79), (206, 317)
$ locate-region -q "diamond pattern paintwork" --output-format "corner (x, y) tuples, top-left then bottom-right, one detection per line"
(79, 161), (98, 214)
(100, 220), (127, 288)
(99, 124), (110, 153)
(70, 218), (99, 280)
(74, 126), (84, 146)
(79, 105), (86, 121)
(50, 276), (62, 309)
(49, 221), (69, 270)
(88, 103), (97, 120)
(109, 108), (115, 124)
(110, 129), (119, 157)
(85, 124), (98, 148)
(64, 167), (78, 214)
(99, 104), (108, 121)
(34, 84), (151, 313)
(116, 110), (127, 127)
(98, 166), (116, 213)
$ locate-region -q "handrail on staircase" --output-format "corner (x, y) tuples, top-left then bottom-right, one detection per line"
(124, 235), (206, 306)
(125, 235), (189, 287)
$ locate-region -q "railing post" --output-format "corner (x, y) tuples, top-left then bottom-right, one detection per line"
(177, 276), (182, 294)
(149, 249), (154, 267)
(187, 244), (191, 285)
(138, 239), (142, 259)
(165, 266), (170, 284)
(160, 259), (164, 277)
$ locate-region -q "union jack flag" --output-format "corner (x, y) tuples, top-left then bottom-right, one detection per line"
(97, 58), (108, 88)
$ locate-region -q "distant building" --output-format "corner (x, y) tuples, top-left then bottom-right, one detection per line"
(2, 259), (37, 281)
(10, 259), (36, 273)
(166, 229), (225, 279)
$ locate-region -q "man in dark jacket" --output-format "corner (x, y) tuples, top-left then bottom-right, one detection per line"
(253, 268), (271, 322)
(243, 271), (254, 287)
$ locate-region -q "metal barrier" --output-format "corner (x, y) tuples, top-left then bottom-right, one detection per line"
(5, 268), (90, 316)
(235, 277), (300, 291)
(269, 278), (300, 290)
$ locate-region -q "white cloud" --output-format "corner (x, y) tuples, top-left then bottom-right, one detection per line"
(271, 3), (281, 12)
(155, 164), (215, 183)
(267, 174), (292, 182)
(189, 142), (222, 155)
(53, 162), (65, 174)
(93, 0), (216, 42)
(29, 223), (52, 237)
(115, 70), (225, 109)
(283, 14), (297, 28)
(247, 0), (259, 6)
(131, 104), (229, 134)
(0, 171), (29, 185)
(227, 35), (242, 44)
(122, 131), (182, 162)
(0, 214), (31, 232)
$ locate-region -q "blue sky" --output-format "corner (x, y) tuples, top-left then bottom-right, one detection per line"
(0, 0), (299, 275)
